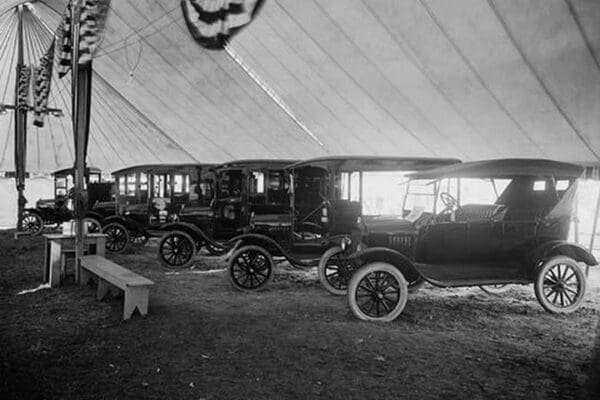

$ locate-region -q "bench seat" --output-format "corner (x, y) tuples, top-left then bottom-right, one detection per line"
(80, 255), (154, 320)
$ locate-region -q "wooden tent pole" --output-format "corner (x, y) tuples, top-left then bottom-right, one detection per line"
(71, 0), (86, 282)
(14, 5), (27, 234)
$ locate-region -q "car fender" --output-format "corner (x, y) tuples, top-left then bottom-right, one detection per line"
(159, 221), (209, 243)
(23, 208), (42, 216)
(84, 211), (103, 222)
(527, 240), (598, 272)
(349, 247), (422, 284)
(101, 215), (143, 232)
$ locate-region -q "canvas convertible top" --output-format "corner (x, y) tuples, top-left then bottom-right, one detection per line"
(408, 159), (584, 180)
(287, 156), (461, 172)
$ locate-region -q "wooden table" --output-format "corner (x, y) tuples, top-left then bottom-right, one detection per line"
(42, 233), (106, 287)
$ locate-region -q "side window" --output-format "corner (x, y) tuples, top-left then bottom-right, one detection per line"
(126, 173), (136, 196)
(250, 171), (265, 195)
(139, 173), (148, 202)
(118, 176), (126, 196)
(533, 180), (546, 192)
(173, 174), (188, 194)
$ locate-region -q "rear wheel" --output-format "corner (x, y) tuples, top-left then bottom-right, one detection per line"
(534, 256), (586, 314)
(158, 231), (196, 268)
(20, 213), (43, 235)
(228, 245), (274, 291)
(318, 246), (355, 296)
(102, 222), (130, 253)
(347, 262), (408, 322)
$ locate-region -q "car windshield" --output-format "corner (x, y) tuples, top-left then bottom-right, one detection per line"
(404, 178), (437, 213)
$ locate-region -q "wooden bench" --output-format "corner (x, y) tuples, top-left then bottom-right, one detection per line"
(80, 255), (154, 320)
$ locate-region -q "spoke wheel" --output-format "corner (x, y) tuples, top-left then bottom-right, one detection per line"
(84, 217), (101, 234)
(20, 213), (43, 235)
(318, 246), (355, 295)
(158, 231), (196, 268)
(534, 256), (586, 314)
(348, 262), (408, 322)
(479, 284), (512, 296)
(102, 222), (130, 253)
(228, 245), (274, 291)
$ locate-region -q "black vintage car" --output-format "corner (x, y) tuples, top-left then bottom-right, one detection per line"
(340, 159), (597, 321)
(20, 166), (113, 235)
(156, 159), (295, 267)
(224, 156), (460, 291)
(101, 163), (216, 253)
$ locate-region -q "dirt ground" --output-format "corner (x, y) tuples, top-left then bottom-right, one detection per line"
(1, 230), (599, 400)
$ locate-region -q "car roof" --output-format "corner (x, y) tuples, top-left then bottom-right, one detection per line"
(408, 159), (584, 179)
(111, 163), (215, 176)
(287, 156), (461, 172)
(215, 159), (298, 170)
(52, 166), (102, 177)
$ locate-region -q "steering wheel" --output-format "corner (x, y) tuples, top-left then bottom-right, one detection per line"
(439, 192), (462, 215)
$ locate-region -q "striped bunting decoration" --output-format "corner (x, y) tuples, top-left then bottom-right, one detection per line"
(32, 40), (55, 127)
(57, 0), (112, 79)
(181, 0), (265, 49)
(16, 66), (31, 109)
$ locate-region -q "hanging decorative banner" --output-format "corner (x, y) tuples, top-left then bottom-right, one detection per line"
(16, 66), (31, 109)
(181, 0), (265, 49)
(57, 0), (112, 78)
(32, 40), (55, 127)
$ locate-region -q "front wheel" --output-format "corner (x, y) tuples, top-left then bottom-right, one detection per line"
(158, 231), (196, 268)
(534, 256), (586, 314)
(102, 222), (130, 253)
(20, 213), (43, 235)
(347, 262), (408, 322)
(318, 246), (355, 296)
(228, 245), (274, 291)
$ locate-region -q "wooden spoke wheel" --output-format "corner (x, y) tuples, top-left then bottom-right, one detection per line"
(318, 246), (355, 296)
(20, 213), (43, 235)
(83, 217), (101, 234)
(534, 256), (586, 314)
(158, 231), (196, 268)
(102, 222), (130, 253)
(348, 262), (408, 322)
(228, 245), (274, 291)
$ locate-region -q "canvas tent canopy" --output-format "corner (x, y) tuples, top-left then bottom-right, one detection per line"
(1, 0), (600, 177)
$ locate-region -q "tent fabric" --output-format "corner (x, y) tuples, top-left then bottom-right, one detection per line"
(1, 0), (600, 176)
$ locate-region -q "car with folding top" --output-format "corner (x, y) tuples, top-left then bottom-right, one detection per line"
(20, 166), (113, 235)
(101, 163), (216, 253)
(339, 158), (597, 322)
(222, 156), (461, 291)
(156, 159), (296, 267)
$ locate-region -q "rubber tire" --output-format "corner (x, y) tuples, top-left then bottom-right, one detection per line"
(102, 222), (131, 253)
(228, 245), (274, 292)
(158, 231), (196, 269)
(347, 262), (408, 322)
(21, 212), (43, 235)
(84, 217), (102, 234)
(318, 246), (352, 296)
(534, 255), (586, 314)
(479, 284), (512, 296)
